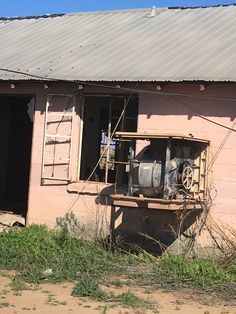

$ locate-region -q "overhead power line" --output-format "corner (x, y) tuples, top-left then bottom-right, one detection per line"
(1, 67), (236, 103)
(1, 67), (233, 222)
(1, 67), (236, 133)
(166, 95), (236, 133)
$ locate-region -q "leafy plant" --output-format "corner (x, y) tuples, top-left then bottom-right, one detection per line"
(0, 302), (9, 308)
(72, 274), (106, 300)
(154, 254), (235, 292)
(56, 212), (86, 238)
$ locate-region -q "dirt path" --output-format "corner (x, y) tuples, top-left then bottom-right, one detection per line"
(0, 274), (235, 314)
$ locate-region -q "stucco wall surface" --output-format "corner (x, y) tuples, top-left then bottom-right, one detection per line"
(0, 82), (235, 231)
(137, 83), (236, 226)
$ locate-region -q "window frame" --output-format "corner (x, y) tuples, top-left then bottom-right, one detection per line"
(77, 93), (138, 185)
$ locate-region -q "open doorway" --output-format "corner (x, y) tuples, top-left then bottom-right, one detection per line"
(0, 96), (34, 217)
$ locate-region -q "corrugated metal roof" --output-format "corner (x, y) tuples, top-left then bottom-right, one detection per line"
(0, 5), (236, 82)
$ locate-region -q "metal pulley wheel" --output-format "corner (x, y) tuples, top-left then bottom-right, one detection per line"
(181, 163), (194, 190)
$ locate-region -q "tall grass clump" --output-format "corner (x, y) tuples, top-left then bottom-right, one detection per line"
(154, 254), (236, 293)
(0, 219), (235, 303)
(0, 223), (158, 310)
(0, 224), (121, 283)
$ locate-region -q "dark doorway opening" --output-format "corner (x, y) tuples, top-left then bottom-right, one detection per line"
(0, 96), (34, 217)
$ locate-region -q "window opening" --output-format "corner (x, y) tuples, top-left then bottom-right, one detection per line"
(79, 95), (138, 184)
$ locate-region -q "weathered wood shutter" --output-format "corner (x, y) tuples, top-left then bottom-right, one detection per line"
(41, 93), (75, 181)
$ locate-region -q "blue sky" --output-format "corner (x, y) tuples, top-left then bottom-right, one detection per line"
(1, 0), (235, 17)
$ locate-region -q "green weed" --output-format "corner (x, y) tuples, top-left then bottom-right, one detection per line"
(10, 277), (27, 292)
(72, 273), (157, 311)
(115, 290), (157, 311)
(154, 254), (236, 293)
(0, 289), (9, 295)
(0, 301), (9, 308)
(72, 273), (106, 300)
(0, 224), (124, 283)
(0, 223), (235, 307)
(109, 278), (123, 287)
(56, 212), (86, 238)
(45, 294), (54, 304)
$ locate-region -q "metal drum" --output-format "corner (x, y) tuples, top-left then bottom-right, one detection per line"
(138, 160), (164, 196)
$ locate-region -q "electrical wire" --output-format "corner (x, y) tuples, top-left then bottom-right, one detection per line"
(1, 67), (236, 103)
(207, 119), (236, 173)
(165, 95), (236, 133)
(52, 83), (138, 228)
(1, 67), (236, 132)
(1, 67), (235, 223)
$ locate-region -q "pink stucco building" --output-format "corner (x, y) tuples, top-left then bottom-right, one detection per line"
(0, 5), (235, 247)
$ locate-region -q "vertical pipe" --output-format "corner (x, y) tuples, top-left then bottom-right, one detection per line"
(115, 97), (126, 186)
(163, 138), (171, 199)
(105, 97), (112, 184)
(77, 95), (84, 180)
(68, 95), (75, 181)
(128, 139), (135, 196)
(41, 95), (50, 182)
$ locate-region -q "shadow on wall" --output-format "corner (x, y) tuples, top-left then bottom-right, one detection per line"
(96, 190), (202, 255)
(110, 206), (202, 255)
(110, 207), (201, 254)
(139, 85), (236, 121)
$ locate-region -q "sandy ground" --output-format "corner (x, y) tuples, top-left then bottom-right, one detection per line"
(0, 273), (235, 314)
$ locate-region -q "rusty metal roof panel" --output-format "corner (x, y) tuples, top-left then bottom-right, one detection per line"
(0, 5), (236, 81)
